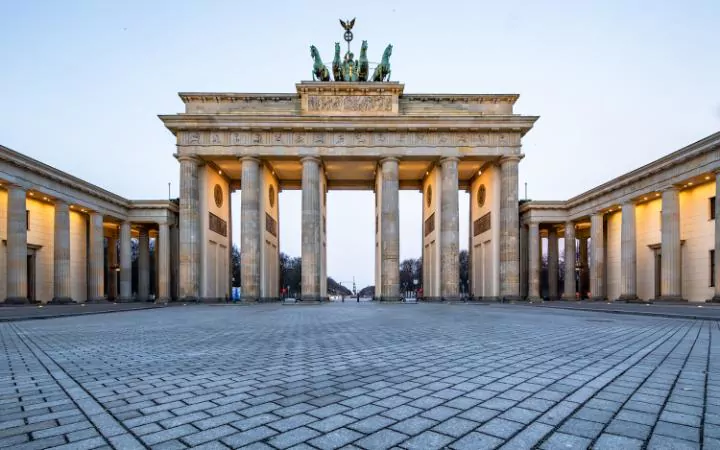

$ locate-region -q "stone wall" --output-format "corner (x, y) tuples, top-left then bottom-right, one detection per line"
(199, 166), (230, 299)
(680, 182), (715, 301)
(469, 166), (501, 298)
(0, 189), (6, 301)
(26, 198), (55, 302)
(69, 210), (87, 302)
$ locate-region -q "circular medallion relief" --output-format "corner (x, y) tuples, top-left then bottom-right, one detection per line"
(213, 184), (223, 208)
(426, 185), (432, 207)
(269, 185), (275, 208)
(477, 184), (487, 208)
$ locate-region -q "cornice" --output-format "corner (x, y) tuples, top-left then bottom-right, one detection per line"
(0, 145), (130, 209)
(403, 94), (519, 105)
(179, 93), (296, 104)
(564, 131), (720, 208)
(159, 114), (539, 134)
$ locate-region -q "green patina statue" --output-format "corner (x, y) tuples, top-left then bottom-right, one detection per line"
(310, 45), (330, 82)
(310, 20), (393, 82)
(342, 51), (358, 82)
(358, 40), (369, 82)
(332, 43), (343, 81)
(371, 44), (392, 82)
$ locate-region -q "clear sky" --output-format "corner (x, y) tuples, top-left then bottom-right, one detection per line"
(1, 0), (719, 289)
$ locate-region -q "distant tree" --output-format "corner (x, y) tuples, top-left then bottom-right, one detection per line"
(327, 277), (352, 295)
(399, 259), (415, 291)
(232, 245), (241, 287)
(459, 250), (469, 294)
(279, 253), (301, 295)
(358, 285), (374, 297)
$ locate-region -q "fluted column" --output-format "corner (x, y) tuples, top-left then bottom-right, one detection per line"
(51, 200), (73, 304)
(4, 185), (28, 304)
(500, 156), (521, 301)
(87, 212), (105, 302)
(548, 227), (559, 299)
(157, 222), (170, 303)
(527, 222), (541, 301)
(178, 155), (200, 301)
(107, 235), (118, 300)
(579, 237), (588, 298)
(119, 221), (132, 301)
(589, 213), (605, 300)
(380, 158), (400, 301)
(241, 157), (261, 301)
(659, 187), (684, 301)
(618, 202), (639, 301)
(138, 227), (150, 301)
(712, 172), (720, 302)
(561, 221), (576, 300)
(440, 157), (459, 300)
(301, 157), (322, 301)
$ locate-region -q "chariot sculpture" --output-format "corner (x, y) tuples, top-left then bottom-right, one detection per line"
(309, 18), (392, 83)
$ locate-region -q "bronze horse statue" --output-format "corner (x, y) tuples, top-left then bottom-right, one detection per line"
(372, 44), (392, 82)
(358, 40), (369, 82)
(310, 45), (330, 81)
(332, 42), (343, 81)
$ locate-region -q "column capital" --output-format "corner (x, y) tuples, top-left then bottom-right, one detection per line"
(300, 156), (321, 165)
(176, 154), (200, 164)
(439, 156), (459, 165)
(499, 154), (523, 164)
(239, 156), (261, 164)
(379, 157), (399, 165)
(659, 184), (680, 192)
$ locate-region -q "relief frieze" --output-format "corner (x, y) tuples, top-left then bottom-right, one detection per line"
(179, 130), (518, 147)
(307, 95), (392, 113)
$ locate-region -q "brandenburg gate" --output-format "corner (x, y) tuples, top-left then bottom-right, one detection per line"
(159, 28), (537, 302)
(160, 82), (537, 302)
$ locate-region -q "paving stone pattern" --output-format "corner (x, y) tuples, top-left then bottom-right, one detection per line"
(1, 303), (719, 449)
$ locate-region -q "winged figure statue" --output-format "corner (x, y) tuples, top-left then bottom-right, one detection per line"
(339, 18), (355, 31)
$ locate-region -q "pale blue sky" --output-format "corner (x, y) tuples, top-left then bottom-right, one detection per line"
(1, 0), (719, 289)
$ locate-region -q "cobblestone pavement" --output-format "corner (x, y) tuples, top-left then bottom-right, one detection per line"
(1, 303), (719, 449)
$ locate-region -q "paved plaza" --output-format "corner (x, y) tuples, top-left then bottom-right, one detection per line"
(1, 304), (719, 449)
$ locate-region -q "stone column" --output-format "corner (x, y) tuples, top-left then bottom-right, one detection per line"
(301, 156), (322, 301)
(589, 213), (605, 300)
(527, 222), (541, 301)
(548, 227), (559, 299)
(440, 157), (460, 300)
(119, 221), (132, 301)
(240, 157), (261, 301)
(519, 224), (528, 299)
(107, 235), (118, 300)
(561, 221), (576, 300)
(51, 200), (73, 304)
(4, 185), (28, 304)
(157, 222), (170, 303)
(659, 187), (684, 301)
(499, 156), (521, 301)
(712, 172), (720, 302)
(138, 227), (150, 301)
(178, 155), (200, 301)
(618, 202), (639, 301)
(87, 212), (105, 302)
(579, 237), (588, 298)
(380, 157), (401, 301)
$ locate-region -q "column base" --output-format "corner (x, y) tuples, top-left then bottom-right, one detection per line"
(377, 296), (404, 302)
(2, 297), (30, 305)
(299, 295), (327, 303)
(526, 296), (543, 303)
(654, 296), (687, 303)
(84, 297), (108, 304)
(179, 296), (199, 303)
(588, 296), (607, 302)
(706, 295), (720, 303)
(615, 294), (647, 303)
(49, 297), (75, 305)
(442, 296), (463, 302)
(154, 297), (171, 305)
(560, 294), (578, 301)
(116, 297), (136, 303)
(502, 295), (525, 303)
